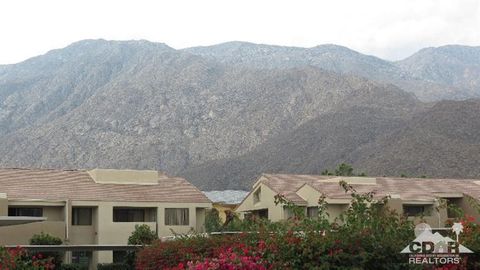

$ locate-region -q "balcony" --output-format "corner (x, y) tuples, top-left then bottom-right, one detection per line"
(0, 221), (65, 245)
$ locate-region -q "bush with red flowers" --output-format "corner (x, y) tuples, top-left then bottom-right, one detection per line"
(0, 246), (55, 270)
(443, 200), (480, 270)
(136, 181), (480, 270)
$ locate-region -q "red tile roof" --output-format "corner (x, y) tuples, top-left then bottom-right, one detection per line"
(0, 168), (211, 203)
(261, 174), (333, 204)
(257, 174), (480, 204)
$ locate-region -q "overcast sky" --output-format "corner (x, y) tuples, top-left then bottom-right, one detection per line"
(0, 0), (479, 64)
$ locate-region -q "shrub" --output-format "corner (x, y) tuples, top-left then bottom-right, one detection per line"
(0, 246), (55, 269)
(136, 180), (480, 270)
(29, 233), (63, 245)
(136, 235), (247, 269)
(128, 224), (158, 245)
(205, 208), (222, 233)
(29, 232), (63, 268)
(181, 246), (267, 270)
(119, 224), (160, 269)
(443, 200), (480, 270)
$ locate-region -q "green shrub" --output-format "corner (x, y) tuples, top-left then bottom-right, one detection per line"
(29, 232), (63, 245)
(29, 232), (63, 268)
(136, 180), (480, 269)
(128, 224), (158, 245)
(205, 208), (222, 232)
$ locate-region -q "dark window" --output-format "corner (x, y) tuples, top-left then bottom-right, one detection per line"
(72, 251), (91, 266)
(403, 205), (425, 216)
(251, 209), (268, 219)
(72, 207), (93, 225)
(8, 207), (43, 217)
(307, 207), (319, 218)
(165, 208), (189, 225)
(113, 208), (145, 222)
(113, 250), (127, 263)
(253, 187), (261, 204)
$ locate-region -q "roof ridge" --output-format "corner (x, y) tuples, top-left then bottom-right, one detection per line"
(0, 167), (84, 172)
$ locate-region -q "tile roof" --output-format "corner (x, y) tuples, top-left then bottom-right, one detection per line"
(0, 168), (211, 203)
(261, 174), (333, 204)
(257, 174), (480, 204)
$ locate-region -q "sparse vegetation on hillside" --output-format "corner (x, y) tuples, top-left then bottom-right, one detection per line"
(1, 41), (480, 190)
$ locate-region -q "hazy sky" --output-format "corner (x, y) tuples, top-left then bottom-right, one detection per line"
(0, 0), (479, 64)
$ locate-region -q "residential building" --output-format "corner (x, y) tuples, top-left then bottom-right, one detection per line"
(236, 174), (480, 225)
(0, 168), (211, 268)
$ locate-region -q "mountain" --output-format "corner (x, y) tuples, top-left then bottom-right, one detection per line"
(1, 39), (479, 190)
(0, 39), (417, 175)
(0, 40), (174, 135)
(185, 42), (399, 81)
(181, 99), (480, 190)
(396, 45), (480, 99)
(186, 42), (480, 101)
(352, 99), (480, 178)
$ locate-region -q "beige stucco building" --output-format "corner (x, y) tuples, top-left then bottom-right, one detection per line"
(236, 174), (480, 226)
(0, 168), (211, 269)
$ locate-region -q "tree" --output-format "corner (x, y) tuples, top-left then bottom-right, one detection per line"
(205, 208), (222, 233)
(321, 169), (334, 176)
(30, 232), (63, 268)
(128, 224), (158, 245)
(122, 225), (159, 269)
(335, 163), (354, 176)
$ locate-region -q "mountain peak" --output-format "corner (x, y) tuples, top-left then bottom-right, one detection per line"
(61, 39), (174, 53)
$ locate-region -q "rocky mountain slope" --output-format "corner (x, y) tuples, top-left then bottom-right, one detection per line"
(182, 100), (480, 190)
(396, 45), (480, 99)
(0, 39), (417, 174)
(0, 39), (479, 190)
(352, 99), (480, 178)
(186, 42), (480, 101)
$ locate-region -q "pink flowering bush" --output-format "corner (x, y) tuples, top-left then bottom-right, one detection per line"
(179, 246), (267, 270)
(136, 236), (270, 270)
(137, 181), (480, 270)
(0, 246), (55, 270)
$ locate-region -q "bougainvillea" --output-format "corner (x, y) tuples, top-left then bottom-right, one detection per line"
(137, 181), (480, 270)
(0, 246), (55, 270)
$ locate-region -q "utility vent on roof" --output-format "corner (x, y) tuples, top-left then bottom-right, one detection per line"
(322, 177), (377, 185)
(88, 169), (159, 185)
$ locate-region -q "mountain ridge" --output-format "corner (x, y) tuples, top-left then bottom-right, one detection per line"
(0, 39), (479, 190)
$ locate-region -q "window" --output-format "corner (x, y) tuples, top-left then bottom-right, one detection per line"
(72, 207), (93, 225)
(113, 208), (145, 222)
(403, 205), (425, 216)
(253, 187), (261, 204)
(72, 251), (91, 266)
(251, 209), (268, 219)
(113, 251), (127, 263)
(8, 207), (43, 217)
(284, 207), (294, 219)
(307, 207), (319, 218)
(165, 208), (189, 225)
